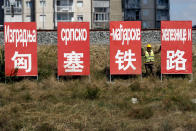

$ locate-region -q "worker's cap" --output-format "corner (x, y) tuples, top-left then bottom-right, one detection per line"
(147, 44), (152, 48)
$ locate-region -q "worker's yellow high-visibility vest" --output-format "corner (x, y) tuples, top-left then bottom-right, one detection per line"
(145, 51), (154, 63)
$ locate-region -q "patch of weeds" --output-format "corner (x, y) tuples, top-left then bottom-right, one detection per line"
(72, 122), (85, 130)
(167, 81), (174, 88)
(21, 91), (32, 102)
(0, 104), (23, 130)
(20, 84), (27, 91)
(0, 48), (5, 82)
(129, 81), (141, 91)
(0, 99), (6, 107)
(84, 87), (100, 100)
(159, 119), (173, 131)
(134, 126), (153, 131)
(120, 122), (128, 130)
(184, 123), (196, 131)
(115, 100), (130, 110)
(112, 85), (121, 93)
(172, 95), (196, 111)
(35, 123), (57, 131)
(71, 87), (85, 99)
(91, 67), (105, 80)
(162, 95), (196, 112)
(0, 118), (23, 131)
(98, 101), (105, 107)
(162, 96), (173, 111)
(38, 68), (54, 80)
(39, 93), (59, 103)
(129, 107), (153, 119)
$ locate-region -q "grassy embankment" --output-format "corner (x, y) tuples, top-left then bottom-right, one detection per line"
(0, 45), (196, 130)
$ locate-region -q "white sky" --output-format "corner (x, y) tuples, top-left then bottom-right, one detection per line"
(170, 0), (196, 25)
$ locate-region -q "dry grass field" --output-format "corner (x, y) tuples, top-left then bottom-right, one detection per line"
(0, 45), (196, 130)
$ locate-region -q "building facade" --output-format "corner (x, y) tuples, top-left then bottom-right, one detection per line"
(54, 0), (91, 28)
(92, 0), (109, 29)
(3, 0), (91, 29)
(156, 0), (170, 28)
(2, 0), (170, 29)
(3, 0), (35, 23)
(0, 0), (4, 25)
(3, 0), (23, 22)
(110, 0), (123, 21)
(35, 0), (54, 29)
(123, 0), (170, 28)
(23, 0), (35, 22)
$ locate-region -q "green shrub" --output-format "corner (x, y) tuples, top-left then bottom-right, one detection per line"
(84, 87), (100, 100)
(21, 91), (32, 102)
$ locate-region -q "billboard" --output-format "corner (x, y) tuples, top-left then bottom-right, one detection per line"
(161, 21), (192, 74)
(58, 22), (90, 76)
(110, 21), (142, 75)
(4, 22), (37, 76)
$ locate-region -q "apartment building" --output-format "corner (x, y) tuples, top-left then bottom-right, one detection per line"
(35, 0), (54, 29)
(55, 0), (74, 26)
(2, 0), (170, 29)
(140, 0), (157, 29)
(92, 0), (109, 29)
(110, 0), (123, 21)
(123, 0), (170, 28)
(23, 0), (35, 22)
(3, 0), (53, 29)
(2, 0), (91, 29)
(74, 0), (91, 27)
(156, 0), (170, 28)
(3, 0), (34, 22)
(3, 0), (23, 22)
(0, 1), (4, 25)
(110, 0), (170, 29)
(54, 0), (91, 28)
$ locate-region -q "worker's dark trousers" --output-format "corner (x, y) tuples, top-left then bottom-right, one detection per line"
(145, 64), (154, 76)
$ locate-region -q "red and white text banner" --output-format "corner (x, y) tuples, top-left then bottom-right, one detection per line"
(58, 22), (90, 76)
(110, 21), (142, 75)
(161, 21), (192, 74)
(4, 22), (37, 76)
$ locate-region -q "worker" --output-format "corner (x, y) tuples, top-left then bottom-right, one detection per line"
(142, 44), (161, 76)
